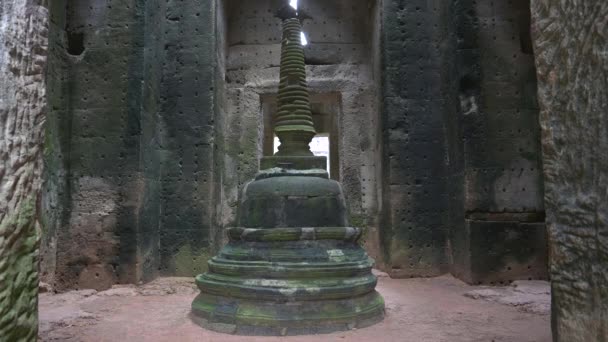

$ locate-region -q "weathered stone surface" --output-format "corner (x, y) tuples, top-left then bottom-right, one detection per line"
(38, 0), (550, 290)
(0, 1), (49, 340)
(192, 172), (384, 335)
(452, 220), (548, 285)
(44, 0), (153, 290)
(40, 0), (69, 291)
(448, 0), (547, 284)
(43, 0), (222, 288)
(456, 0), (544, 215)
(158, 0), (222, 277)
(380, 0), (459, 277)
(378, 0), (547, 282)
(273, 14), (316, 156)
(531, 1), (608, 340)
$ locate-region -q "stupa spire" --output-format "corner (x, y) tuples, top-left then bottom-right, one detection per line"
(273, 5), (316, 156)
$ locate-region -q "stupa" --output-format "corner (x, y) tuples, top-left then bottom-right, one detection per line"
(190, 2), (385, 335)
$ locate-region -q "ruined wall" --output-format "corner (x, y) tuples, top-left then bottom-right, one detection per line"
(379, 0), (459, 277)
(44, 0), (163, 290)
(42, 0), (226, 286)
(40, 0), (550, 287)
(531, 1), (608, 340)
(450, 0), (547, 284)
(0, 0), (49, 339)
(379, 0), (546, 282)
(157, 0), (222, 276)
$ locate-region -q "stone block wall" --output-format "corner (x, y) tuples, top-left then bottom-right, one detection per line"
(449, 0), (547, 284)
(43, 0), (225, 287)
(457, 0), (543, 213)
(44, 0), (153, 291)
(40, 0), (549, 289)
(157, 0), (221, 276)
(379, 0), (546, 282)
(379, 0), (461, 277)
(138, 0), (163, 282)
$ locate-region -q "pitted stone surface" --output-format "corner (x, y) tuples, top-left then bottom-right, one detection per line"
(39, 0), (549, 292)
(380, 0), (547, 283)
(44, 0), (164, 290)
(380, 0), (458, 277)
(43, 0), (222, 287)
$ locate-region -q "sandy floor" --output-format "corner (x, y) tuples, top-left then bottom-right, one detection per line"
(39, 274), (551, 342)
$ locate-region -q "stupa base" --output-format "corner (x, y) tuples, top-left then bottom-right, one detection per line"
(190, 164), (385, 336)
(191, 290), (385, 336)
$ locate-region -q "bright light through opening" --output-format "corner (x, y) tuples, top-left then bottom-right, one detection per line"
(288, 0), (308, 46)
(274, 135), (329, 175)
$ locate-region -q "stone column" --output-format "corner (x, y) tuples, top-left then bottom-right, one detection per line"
(0, 1), (49, 340)
(531, 1), (608, 340)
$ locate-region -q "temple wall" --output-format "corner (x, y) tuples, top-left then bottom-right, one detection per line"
(156, 0), (221, 277)
(449, 0), (547, 284)
(44, 0), (152, 290)
(138, 0), (163, 282)
(379, 0), (547, 282)
(2, 0), (603, 339)
(43, 0), (225, 286)
(40, 0), (548, 288)
(379, 0), (459, 277)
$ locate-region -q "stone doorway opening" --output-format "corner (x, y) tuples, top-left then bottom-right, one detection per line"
(262, 92), (342, 179)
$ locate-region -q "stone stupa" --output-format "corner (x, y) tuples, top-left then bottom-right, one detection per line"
(190, 2), (385, 335)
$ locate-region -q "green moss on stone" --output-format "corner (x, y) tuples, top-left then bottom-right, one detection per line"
(0, 197), (39, 342)
(173, 244), (212, 276)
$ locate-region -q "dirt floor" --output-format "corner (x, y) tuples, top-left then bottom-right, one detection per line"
(39, 273), (551, 342)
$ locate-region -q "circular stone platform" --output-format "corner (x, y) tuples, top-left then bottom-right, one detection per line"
(190, 170), (385, 335)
